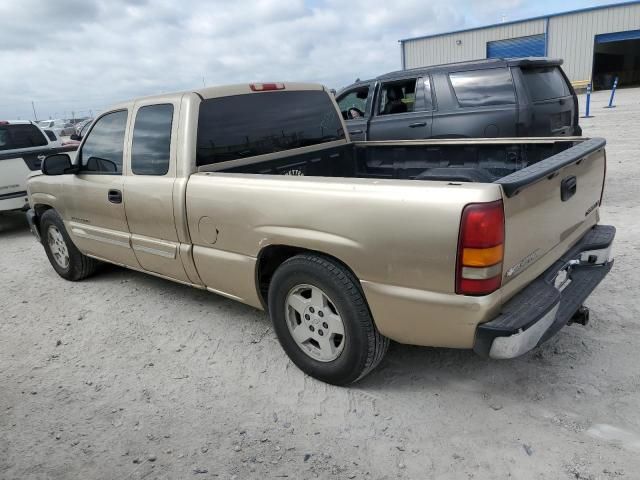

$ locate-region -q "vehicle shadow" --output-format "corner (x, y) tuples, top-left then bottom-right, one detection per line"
(358, 334), (574, 395)
(79, 259), (578, 397)
(0, 212), (30, 235)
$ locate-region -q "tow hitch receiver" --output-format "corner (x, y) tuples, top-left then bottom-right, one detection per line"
(569, 305), (590, 326)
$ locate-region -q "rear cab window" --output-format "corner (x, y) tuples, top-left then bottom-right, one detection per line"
(449, 68), (516, 107)
(0, 124), (48, 151)
(196, 90), (345, 167)
(521, 66), (571, 101)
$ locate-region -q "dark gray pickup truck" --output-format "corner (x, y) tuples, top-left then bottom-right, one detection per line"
(337, 57), (581, 141)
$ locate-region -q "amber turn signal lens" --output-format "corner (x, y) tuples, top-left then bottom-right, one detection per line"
(462, 244), (504, 267)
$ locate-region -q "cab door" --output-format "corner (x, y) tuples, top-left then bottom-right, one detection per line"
(64, 109), (140, 268)
(123, 98), (192, 283)
(335, 83), (373, 141)
(367, 77), (432, 140)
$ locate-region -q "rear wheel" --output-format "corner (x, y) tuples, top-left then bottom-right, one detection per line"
(268, 253), (389, 385)
(40, 209), (99, 281)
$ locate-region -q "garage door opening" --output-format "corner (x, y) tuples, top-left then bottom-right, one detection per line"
(593, 30), (640, 90)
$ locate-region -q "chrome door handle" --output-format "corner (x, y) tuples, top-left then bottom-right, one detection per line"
(349, 129), (364, 134)
(409, 122), (427, 128)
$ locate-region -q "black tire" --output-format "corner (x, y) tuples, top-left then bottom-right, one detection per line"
(40, 209), (99, 281)
(268, 253), (389, 385)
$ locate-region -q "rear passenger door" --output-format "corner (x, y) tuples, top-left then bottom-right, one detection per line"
(367, 77), (432, 140)
(123, 98), (192, 283)
(432, 67), (518, 138)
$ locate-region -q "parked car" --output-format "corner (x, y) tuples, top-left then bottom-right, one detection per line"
(336, 57), (582, 141)
(27, 82), (613, 385)
(73, 118), (92, 137)
(42, 129), (62, 147)
(65, 119), (93, 147)
(0, 120), (76, 212)
(37, 119), (75, 137)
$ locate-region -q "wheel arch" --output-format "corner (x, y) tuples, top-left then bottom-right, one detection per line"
(255, 245), (363, 310)
(32, 203), (55, 233)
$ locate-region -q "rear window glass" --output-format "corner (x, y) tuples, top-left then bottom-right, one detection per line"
(0, 124), (48, 151)
(522, 67), (570, 101)
(196, 90), (345, 166)
(449, 68), (516, 107)
(44, 130), (56, 141)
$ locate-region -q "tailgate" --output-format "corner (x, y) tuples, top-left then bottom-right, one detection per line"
(497, 138), (606, 293)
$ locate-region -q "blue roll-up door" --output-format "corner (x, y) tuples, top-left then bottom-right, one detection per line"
(487, 34), (546, 58)
(596, 29), (640, 43)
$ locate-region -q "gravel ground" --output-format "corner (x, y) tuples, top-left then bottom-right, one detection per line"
(2, 87), (640, 480)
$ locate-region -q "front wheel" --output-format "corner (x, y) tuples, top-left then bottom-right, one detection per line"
(40, 209), (99, 281)
(268, 253), (389, 385)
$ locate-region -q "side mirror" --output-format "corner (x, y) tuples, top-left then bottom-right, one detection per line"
(70, 133), (80, 141)
(42, 154), (73, 175)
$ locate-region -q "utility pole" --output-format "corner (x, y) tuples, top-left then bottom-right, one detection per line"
(31, 101), (38, 121)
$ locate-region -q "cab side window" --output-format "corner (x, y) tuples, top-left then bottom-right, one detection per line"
(80, 110), (128, 174)
(378, 79), (417, 115)
(131, 104), (173, 176)
(337, 86), (369, 120)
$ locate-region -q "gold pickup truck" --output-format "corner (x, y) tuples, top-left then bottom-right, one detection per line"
(26, 82), (614, 385)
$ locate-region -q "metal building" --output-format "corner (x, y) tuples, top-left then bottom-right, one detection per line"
(400, 1), (640, 90)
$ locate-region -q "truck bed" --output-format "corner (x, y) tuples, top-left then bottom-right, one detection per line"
(205, 138), (595, 190)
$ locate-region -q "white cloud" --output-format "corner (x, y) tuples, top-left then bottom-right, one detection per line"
(0, 0), (610, 119)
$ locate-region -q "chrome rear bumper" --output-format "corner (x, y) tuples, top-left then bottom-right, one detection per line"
(474, 225), (615, 359)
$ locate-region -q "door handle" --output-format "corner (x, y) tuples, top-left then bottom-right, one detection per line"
(108, 189), (123, 204)
(409, 122), (427, 128)
(349, 129), (363, 134)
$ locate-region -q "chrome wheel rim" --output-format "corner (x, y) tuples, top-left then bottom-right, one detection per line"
(47, 225), (70, 269)
(285, 284), (346, 362)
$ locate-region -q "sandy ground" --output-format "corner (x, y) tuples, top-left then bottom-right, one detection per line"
(2, 87), (640, 480)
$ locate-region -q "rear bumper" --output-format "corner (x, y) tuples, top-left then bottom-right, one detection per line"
(474, 224), (615, 359)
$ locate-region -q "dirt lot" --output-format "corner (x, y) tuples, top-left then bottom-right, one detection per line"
(2, 87), (640, 480)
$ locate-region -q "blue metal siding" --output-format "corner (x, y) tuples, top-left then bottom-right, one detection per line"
(487, 34), (546, 58)
(596, 29), (640, 43)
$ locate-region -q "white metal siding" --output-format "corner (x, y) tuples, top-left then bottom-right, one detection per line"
(402, 3), (640, 83)
(403, 20), (545, 68)
(547, 3), (640, 82)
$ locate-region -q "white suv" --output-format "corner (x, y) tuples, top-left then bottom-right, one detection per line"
(0, 120), (72, 212)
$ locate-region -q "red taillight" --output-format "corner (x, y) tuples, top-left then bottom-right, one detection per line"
(456, 200), (505, 296)
(250, 83), (285, 92)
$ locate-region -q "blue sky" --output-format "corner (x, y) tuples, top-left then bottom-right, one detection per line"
(0, 0), (626, 120)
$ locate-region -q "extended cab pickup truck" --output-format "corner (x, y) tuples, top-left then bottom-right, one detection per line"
(27, 82), (614, 385)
